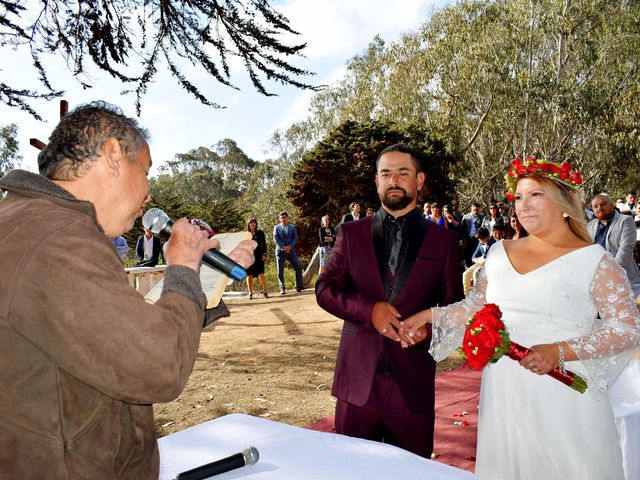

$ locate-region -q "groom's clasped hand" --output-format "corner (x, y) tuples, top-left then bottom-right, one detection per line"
(371, 301), (428, 346)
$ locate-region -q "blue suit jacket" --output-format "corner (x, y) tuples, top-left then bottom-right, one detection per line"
(273, 223), (298, 255)
(472, 237), (496, 260)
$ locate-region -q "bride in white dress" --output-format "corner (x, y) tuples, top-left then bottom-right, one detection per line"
(401, 160), (640, 480)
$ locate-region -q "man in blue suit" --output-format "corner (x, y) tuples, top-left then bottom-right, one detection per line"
(273, 211), (304, 295)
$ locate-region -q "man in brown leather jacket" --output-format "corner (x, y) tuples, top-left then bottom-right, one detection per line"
(0, 102), (255, 479)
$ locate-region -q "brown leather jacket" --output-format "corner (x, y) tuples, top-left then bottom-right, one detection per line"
(0, 170), (225, 479)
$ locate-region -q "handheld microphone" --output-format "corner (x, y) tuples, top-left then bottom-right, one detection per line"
(174, 446), (259, 480)
(142, 208), (247, 281)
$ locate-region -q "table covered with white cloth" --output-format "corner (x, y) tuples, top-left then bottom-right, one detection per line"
(158, 413), (480, 480)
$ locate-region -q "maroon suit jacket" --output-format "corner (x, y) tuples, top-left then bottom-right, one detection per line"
(316, 210), (463, 414)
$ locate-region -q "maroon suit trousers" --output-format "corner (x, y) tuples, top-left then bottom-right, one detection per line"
(335, 373), (434, 458)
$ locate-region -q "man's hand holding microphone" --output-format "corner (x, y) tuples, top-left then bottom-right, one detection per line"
(162, 217), (256, 273)
(144, 208), (256, 279)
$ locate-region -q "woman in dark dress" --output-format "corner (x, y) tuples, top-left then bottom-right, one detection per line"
(246, 218), (268, 299)
(318, 215), (336, 274)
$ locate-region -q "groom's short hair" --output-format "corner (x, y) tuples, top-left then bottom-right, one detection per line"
(376, 143), (422, 173)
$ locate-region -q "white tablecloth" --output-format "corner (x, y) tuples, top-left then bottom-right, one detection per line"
(611, 359), (640, 480)
(158, 413), (480, 480)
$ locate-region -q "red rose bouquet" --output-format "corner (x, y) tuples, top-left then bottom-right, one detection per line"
(462, 304), (588, 393)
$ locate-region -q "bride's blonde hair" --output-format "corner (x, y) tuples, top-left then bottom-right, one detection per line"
(517, 174), (591, 243)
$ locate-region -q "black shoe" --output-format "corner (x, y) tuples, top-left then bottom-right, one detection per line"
(296, 286), (307, 292)
(249, 292), (253, 300)
(280, 289), (286, 295)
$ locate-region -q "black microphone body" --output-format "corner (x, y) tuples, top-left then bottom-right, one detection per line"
(175, 447), (259, 480)
(142, 209), (247, 281)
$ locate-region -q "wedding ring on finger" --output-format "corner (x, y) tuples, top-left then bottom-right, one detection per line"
(382, 328), (387, 333)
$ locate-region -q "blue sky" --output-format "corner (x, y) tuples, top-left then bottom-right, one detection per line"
(1, 0), (444, 176)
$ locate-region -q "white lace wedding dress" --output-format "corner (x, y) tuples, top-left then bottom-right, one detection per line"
(430, 241), (640, 480)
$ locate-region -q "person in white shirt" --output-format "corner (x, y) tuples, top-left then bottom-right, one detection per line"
(340, 202), (361, 224)
(135, 228), (162, 266)
(619, 191), (637, 216)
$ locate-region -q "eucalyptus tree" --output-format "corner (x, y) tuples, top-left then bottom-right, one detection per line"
(146, 139), (254, 240)
(0, 123), (21, 175)
(274, 0), (640, 205)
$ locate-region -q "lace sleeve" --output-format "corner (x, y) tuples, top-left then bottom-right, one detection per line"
(567, 253), (640, 395)
(429, 266), (488, 361)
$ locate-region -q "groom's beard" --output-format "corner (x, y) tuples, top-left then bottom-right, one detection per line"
(380, 187), (415, 211)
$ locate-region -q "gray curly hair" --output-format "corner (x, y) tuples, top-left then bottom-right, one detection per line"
(38, 101), (150, 180)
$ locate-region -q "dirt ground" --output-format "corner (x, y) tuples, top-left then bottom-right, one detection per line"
(154, 289), (463, 438)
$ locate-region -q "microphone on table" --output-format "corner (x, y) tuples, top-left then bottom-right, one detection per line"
(174, 446), (260, 480)
(142, 208), (247, 281)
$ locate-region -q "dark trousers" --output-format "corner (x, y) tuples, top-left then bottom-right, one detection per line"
(276, 251), (303, 290)
(463, 237), (479, 267)
(335, 373), (434, 458)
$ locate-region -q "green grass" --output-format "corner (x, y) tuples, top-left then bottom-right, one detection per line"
(228, 258), (315, 293)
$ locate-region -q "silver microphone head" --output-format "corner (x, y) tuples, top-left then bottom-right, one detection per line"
(241, 446), (259, 466)
(142, 208), (170, 234)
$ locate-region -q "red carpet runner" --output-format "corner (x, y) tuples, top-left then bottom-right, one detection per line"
(305, 365), (482, 473)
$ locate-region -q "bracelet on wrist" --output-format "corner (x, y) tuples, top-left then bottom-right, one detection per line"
(555, 341), (566, 374)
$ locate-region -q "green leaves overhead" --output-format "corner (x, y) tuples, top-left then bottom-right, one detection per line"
(1, 0), (317, 117)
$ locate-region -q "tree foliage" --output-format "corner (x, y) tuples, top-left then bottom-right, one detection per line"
(289, 119), (458, 256)
(0, 123), (22, 175)
(274, 0), (640, 205)
(241, 157), (296, 258)
(1, 0), (317, 118)
(128, 139), (254, 246)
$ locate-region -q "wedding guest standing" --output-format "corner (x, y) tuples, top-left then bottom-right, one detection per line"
(136, 227), (162, 266)
(318, 215), (336, 275)
(273, 211), (304, 295)
(508, 207), (528, 239)
(442, 204), (461, 233)
(422, 202), (431, 219)
(426, 202), (447, 229)
(461, 202), (485, 267)
(481, 203), (500, 234)
(403, 157), (640, 480)
(110, 236), (129, 261)
(246, 218), (269, 299)
(340, 202), (361, 224)
(588, 193), (640, 296)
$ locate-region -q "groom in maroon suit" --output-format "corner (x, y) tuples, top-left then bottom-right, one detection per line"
(316, 144), (463, 458)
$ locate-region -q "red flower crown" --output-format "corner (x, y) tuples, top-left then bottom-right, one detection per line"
(504, 157), (583, 202)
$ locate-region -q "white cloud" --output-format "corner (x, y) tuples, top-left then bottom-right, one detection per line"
(279, 0), (435, 60)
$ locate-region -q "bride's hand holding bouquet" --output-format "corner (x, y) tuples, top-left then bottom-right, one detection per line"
(402, 304), (587, 393)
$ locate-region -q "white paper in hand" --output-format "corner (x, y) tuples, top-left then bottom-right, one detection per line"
(145, 231), (251, 308)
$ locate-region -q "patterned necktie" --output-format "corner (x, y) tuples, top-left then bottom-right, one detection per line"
(594, 221), (608, 248)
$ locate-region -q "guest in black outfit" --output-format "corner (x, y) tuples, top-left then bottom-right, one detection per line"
(135, 228), (162, 266)
(246, 218), (268, 299)
(318, 215), (336, 275)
